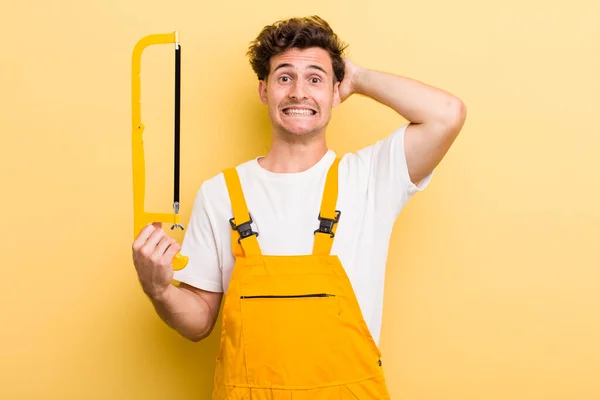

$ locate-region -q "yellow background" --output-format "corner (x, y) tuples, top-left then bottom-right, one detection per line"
(1, 0), (599, 398)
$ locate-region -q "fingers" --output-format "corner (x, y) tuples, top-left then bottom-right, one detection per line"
(131, 221), (182, 270)
(132, 222), (180, 261)
(132, 223), (156, 251)
(152, 236), (180, 268)
(146, 224), (167, 248)
(153, 235), (174, 262)
(133, 223), (167, 257)
(133, 222), (165, 251)
(163, 241), (181, 267)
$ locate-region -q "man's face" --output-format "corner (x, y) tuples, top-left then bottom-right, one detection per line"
(258, 47), (341, 139)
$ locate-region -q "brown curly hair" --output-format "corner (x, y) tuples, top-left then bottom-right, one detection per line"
(247, 16), (348, 84)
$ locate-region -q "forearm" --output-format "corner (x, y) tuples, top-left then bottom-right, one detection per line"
(149, 284), (214, 342)
(353, 68), (463, 125)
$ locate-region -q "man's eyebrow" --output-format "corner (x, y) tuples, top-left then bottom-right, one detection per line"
(308, 64), (328, 75)
(272, 63), (328, 75)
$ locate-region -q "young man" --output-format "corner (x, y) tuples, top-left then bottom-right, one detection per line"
(132, 15), (465, 398)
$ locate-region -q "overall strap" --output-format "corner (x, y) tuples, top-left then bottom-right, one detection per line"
(222, 167), (262, 257)
(312, 157), (341, 256)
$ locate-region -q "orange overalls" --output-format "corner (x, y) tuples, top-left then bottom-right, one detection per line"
(212, 158), (391, 399)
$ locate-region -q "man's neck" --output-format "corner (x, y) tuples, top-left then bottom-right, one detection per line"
(258, 136), (328, 173)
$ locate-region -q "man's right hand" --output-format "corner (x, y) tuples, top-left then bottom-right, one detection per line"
(132, 222), (180, 300)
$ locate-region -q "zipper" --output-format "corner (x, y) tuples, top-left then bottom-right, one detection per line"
(240, 293), (335, 299)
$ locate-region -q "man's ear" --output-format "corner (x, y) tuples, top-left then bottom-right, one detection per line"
(258, 80), (268, 105)
(332, 81), (341, 107)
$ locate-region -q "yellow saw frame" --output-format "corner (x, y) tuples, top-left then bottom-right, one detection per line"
(131, 31), (188, 271)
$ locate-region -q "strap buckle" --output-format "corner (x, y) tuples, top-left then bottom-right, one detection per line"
(229, 215), (259, 243)
(314, 210), (341, 238)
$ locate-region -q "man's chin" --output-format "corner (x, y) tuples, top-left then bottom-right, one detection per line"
(284, 128), (319, 137)
(276, 127), (323, 141)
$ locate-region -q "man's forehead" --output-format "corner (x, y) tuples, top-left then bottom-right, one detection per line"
(270, 48), (332, 73)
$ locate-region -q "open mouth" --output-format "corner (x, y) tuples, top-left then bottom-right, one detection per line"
(282, 108), (317, 116)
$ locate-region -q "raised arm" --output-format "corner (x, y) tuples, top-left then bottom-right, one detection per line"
(340, 59), (467, 185)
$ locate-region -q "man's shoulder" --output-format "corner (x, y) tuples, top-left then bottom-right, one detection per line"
(196, 157), (258, 199)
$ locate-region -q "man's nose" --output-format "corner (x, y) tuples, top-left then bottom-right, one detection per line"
(289, 80), (308, 100)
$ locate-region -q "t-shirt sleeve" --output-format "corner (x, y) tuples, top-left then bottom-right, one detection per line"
(354, 122), (433, 219)
(172, 184), (224, 293)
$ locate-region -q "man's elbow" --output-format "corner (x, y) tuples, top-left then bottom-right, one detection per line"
(438, 98), (467, 138)
(188, 320), (217, 342)
(448, 98), (467, 130)
(189, 333), (209, 343)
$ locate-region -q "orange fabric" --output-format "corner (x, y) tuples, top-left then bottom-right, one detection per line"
(214, 158), (390, 399)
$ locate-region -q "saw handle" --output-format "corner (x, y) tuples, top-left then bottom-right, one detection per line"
(173, 252), (189, 271)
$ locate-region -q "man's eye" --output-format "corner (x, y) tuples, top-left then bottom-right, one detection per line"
(310, 78), (321, 83)
(280, 76), (290, 82)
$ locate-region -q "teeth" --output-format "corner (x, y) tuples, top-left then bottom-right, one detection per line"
(284, 109), (315, 115)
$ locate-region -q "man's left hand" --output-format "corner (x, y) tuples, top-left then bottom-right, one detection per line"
(338, 58), (362, 103)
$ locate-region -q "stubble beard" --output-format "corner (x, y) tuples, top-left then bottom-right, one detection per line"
(273, 118), (330, 145)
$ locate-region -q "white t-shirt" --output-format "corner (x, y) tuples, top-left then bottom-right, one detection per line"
(173, 123), (432, 345)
